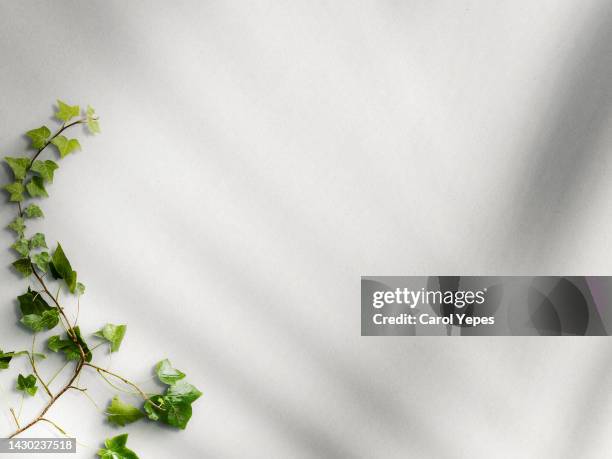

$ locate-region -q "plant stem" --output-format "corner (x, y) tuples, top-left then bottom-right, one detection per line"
(83, 363), (156, 406)
(8, 359), (83, 438)
(30, 336), (53, 398)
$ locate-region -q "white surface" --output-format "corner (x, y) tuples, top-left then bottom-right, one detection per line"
(1, 1), (612, 457)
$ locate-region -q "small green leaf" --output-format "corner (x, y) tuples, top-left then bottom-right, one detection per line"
(16, 374), (37, 396)
(26, 176), (48, 198)
(144, 366), (202, 429)
(32, 252), (51, 272)
(12, 258), (32, 277)
(8, 217), (26, 237)
(51, 136), (81, 158)
(144, 395), (194, 430)
(0, 350), (14, 370)
(48, 327), (92, 362)
(166, 381), (203, 404)
(50, 243), (78, 293)
(4, 157), (30, 180)
(23, 204), (44, 218)
(26, 126), (51, 149)
(21, 310), (59, 332)
(29, 233), (47, 249)
(97, 433), (139, 459)
(106, 396), (144, 426)
(56, 100), (80, 122)
(155, 359), (186, 385)
(4, 182), (24, 202)
(94, 324), (126, 352)
(76, 282), (86, 295)
(87, 106), (101, 134)
(11, 239), (30, 257)
(31, 160), (58, 183)
(18, 288), (59, 332)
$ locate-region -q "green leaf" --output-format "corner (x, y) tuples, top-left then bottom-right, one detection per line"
(144, 372), (202, 429)
(144, 395), (193, 430)
(23, 204), (44, 218)
(155, 359), (186, 385)
(50, 244), (78, 293)
(18, 288), (59, 332)
(11, 239), (30, 257)
(48, 327), (92, 362)
(51, 136), (81, 158)
(56, 100), (80, 122)
(106, 396), (144, 426)
(32, 252), (51, 272)
(16, 374), (37, 396)
(97, 433), (139, 459)
(0, 350), (14, 370)
(166, 381), (202, 404)
(26, 126), (51, 149)
(75, 282), (86, 295)
(12, 258), (32, 277)
(94, 324), (126, 352)
(31, 160), (58, 183)
(17, 288), (52, 315)
(8, 217), (25, 237)
(26, 176), (48, 198)
(4, 157), (30, 180)
(4, 182), (24, 202)
(29, 233), (47, 249)
(87, 106), (101, 134)
(21, 310), (59, 332)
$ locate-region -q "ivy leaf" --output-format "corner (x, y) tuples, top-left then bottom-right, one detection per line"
(16, 374), (37, 396)
(4, 157), (30, 180)
(18, 288), (59, 332)
(11, 239), (30, 257)
(8, 217), (25, 237)
(26, 176), (48, 198)
(32, 252), (51, 272)
(26, 126), (51, 149)
(94, 324), (126, 352)
(0, 350), (14, 370)
(144, 375), (202, 429)
(31, 160), (58, 183)
(97, 433), (139, 459)
(155, 359), (185, 385)
(56, 100), (80, 122)
(49, 244), (78, 293)
(87, 106), (101, 134)
(51, 136), (81, 158)
(48, 327), (92, 362)
(23, 204), (44, 218)
(166, 381), (202, 404)
(12, 258), (32, 277)
(106, 396), (144, 426)
(22, 310), (59, 332)
(29, 233), (47, 250)
(4, 182), (24, 202)
(144, 395), (195, 430)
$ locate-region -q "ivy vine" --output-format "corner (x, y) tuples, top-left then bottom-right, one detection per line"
(2, 101), (201, 457)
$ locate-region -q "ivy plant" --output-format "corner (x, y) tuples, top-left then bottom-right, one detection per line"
(2, 101), (201, 457)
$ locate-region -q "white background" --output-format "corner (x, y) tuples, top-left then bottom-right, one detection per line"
(1, 1), (612, 457)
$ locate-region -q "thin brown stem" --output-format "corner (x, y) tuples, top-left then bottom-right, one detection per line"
(8, 359), (84, 438)
(9, 408), (19, 429)
(84, 363), (158, 407)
